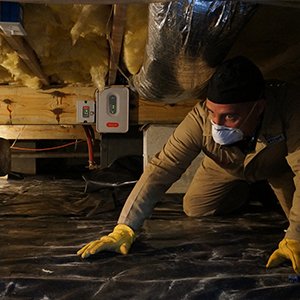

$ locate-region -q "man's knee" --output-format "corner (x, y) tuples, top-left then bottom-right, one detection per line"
(183, 195), (215, 217)
(183, 206), (215, 217)
(183, 184), (248, 217)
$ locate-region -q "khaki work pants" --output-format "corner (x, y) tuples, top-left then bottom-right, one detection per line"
(183, 156), (295, 218)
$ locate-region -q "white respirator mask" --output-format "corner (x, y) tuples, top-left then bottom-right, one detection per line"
(210, 101), (259, 146)
(211, 120), (244, 145)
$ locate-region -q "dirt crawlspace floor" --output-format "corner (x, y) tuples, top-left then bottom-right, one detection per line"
(0, 175), (299, 300)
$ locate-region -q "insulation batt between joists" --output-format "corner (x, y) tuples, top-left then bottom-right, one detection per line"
(123, 4), (148, 75)
(23, 4), (111, 90)
(0, 37), (41, 89)
(0, 3), (150, 90)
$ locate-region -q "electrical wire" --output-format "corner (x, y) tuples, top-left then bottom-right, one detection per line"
(105, 4), (131, 87)
(83, 125), (97, 169)
(11, 140), (84, 152)
(10, 125), (26, 148)
(107, 34), (131, 84)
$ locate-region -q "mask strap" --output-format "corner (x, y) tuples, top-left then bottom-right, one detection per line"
(238, 101), (259, 131)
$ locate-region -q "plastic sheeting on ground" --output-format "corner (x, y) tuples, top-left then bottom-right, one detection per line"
(0, 176), (300, 299)
(82, 155), (143, 193)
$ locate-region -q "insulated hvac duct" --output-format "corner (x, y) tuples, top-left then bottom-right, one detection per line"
(132, 0), (257, 103)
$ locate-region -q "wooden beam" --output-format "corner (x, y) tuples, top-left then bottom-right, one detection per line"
(9, 0), (300, 8)
(3, 35), (49, 86)
(9, 0), (172, 3)
(260, 42), (300, 74)
(0, 86), (196, 126)
(108, 4), (127, 86)
(132, 98), (197, 124)
(0, 86), (95, 125)
(0, 125), (99, 140)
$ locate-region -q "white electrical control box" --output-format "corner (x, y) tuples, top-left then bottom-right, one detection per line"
(96, 86), (129, 133)
(76, 100), (95, 124)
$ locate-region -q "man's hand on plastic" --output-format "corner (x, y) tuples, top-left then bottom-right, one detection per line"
(77, 224), (135, 259)
(266, 238), (300, 274)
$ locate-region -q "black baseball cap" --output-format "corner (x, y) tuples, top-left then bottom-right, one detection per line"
(207, 56), (265, 104)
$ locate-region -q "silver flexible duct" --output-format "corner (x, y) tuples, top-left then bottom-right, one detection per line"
(133, 0), (257, 103)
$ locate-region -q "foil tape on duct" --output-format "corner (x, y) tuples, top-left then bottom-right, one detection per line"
(133, 0), (257, 103)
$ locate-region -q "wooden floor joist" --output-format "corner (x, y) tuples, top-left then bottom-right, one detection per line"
(11, 0), (300, 8)
(3, 35), (49, 86)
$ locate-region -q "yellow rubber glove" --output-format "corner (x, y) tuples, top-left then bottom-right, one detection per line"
(266, 238), (300, 274)
(77, 224), (135, 259)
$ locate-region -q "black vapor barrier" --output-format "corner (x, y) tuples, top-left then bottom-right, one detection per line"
(82, 155), (143, 209)
(1, 175), (300, 298)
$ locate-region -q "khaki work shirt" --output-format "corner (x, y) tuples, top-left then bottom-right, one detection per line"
(118, 83), (300, 240)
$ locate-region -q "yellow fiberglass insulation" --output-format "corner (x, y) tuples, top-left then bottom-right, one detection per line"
(70, 36), (108, 90)
(36, 34), (108, 90)
(23, 4), (109, 90)
(48, 4), (82, 30)
(70, 5), (112, 44)
(123, 4), (148, 75)
(0, 38), (42, 89)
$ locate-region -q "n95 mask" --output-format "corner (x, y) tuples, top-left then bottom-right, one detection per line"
(211, 120), (244, 145)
